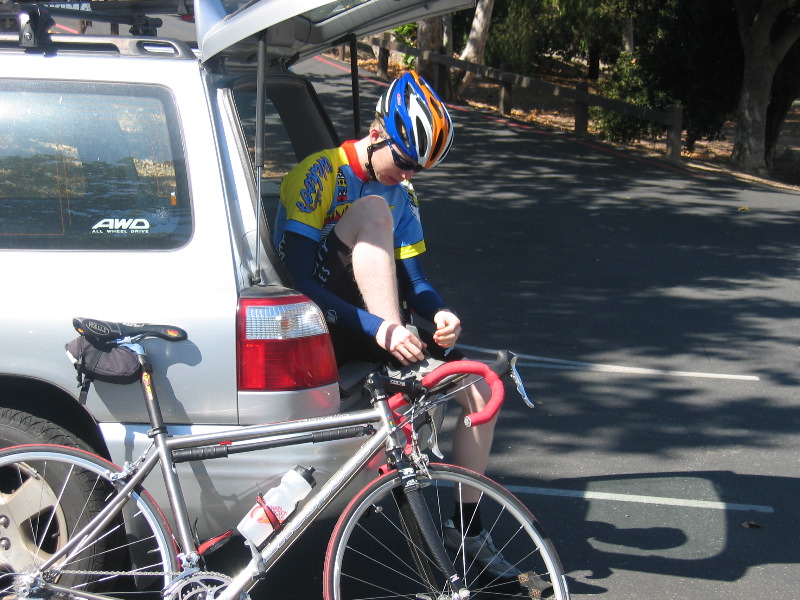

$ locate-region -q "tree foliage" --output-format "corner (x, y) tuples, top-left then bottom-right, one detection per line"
(592, 53), (668, 142)
(479, 0), (561, 75)
(632, 0), (743, 150)
(431, 0), (800, 173)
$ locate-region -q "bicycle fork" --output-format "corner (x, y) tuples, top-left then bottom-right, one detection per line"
(394, 457), (469, 600)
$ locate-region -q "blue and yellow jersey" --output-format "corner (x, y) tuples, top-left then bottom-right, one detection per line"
(274, 142), (426, 260)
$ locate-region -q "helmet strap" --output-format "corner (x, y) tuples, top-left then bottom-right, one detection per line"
(365, 139), (389, 181)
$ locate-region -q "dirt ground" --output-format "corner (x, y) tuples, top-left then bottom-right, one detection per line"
(357, 57), (800, 191)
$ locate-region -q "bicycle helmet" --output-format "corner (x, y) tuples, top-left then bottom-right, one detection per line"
(376, 71), (454, 170)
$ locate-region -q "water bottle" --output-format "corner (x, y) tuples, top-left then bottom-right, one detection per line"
(237, 465), (316, 547)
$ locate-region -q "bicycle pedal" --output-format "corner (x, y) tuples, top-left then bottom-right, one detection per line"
(516, 571), (554, 598)
(197, 529), (234, 556)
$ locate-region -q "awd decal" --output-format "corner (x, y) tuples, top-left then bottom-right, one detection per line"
(92, 218), (151, 234)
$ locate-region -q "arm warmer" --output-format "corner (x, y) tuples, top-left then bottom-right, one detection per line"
(397, 255), (447, 322)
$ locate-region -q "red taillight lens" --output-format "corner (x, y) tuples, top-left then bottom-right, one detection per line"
(237, 296), (338, 391)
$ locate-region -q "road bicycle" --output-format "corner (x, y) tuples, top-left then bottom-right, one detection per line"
(0, 317), (570, 600)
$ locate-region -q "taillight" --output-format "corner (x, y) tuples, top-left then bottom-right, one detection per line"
(237, 296), (338, 391)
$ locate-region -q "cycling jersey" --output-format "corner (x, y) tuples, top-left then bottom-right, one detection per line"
(274, 141), (426, 260)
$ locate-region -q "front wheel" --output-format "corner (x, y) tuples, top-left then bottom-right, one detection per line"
(324, 463), (569, 600)
(0, 445), (179, 598)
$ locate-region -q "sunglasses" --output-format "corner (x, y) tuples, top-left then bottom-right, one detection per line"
(384, 139), (424, 173)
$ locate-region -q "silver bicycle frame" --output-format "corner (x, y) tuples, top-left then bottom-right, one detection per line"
(35, 399), (400, 599)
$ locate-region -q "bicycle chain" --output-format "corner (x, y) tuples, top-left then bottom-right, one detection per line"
(59, 569), (183, 576)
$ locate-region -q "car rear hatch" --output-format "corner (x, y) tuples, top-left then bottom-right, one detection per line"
(196, 0), (475, 65)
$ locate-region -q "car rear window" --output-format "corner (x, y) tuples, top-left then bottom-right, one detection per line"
(0, 80), (191, 250)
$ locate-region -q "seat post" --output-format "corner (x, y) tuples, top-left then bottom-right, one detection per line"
(129, 342), (200, 560)
(125, 343), (168, 433)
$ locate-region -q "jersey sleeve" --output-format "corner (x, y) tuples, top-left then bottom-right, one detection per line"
(393, 182), (426, 259)
(278, 150), (340, 242)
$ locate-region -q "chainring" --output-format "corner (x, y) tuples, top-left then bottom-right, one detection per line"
(163, 571), (251, 600)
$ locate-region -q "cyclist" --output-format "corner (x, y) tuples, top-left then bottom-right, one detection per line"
(274, 71), (517, 578)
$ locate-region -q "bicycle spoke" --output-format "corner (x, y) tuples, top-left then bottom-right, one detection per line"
(325, 464), (570, 600)
(0, 446), (178, 599)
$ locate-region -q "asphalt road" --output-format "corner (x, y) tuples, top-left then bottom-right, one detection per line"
(225, 56), (799, 600)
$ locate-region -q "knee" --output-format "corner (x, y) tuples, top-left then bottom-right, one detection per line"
(350, 195), (393, 230)
(334, 196), (393, 248)
(458, 376), (491, 411)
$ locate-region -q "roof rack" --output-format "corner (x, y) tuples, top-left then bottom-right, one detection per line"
(0, 1), (193, 45)
(1, 0), (191, 16)
(0, 30), (195, 56)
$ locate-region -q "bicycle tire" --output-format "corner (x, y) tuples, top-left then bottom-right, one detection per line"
(0, 444), (179, 598)
(324, 463), (570, 600)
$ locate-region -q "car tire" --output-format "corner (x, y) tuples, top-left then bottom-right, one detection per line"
(0, 407), (90, 450)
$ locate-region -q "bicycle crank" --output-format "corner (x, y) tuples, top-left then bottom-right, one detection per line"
(163, 571), (251, 600)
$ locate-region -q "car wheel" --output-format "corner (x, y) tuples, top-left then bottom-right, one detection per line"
(0, 408), (124, 590)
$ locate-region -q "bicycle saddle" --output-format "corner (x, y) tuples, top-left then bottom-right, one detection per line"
(72, 317), (188, 342)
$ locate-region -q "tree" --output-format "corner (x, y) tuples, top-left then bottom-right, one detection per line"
(453, 0), (496, 93)
(732, 0), (800, 174)
(638, 0), (743, 150)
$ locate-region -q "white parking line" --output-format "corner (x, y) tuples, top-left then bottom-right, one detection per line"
(504, 485), (775, 514)
(458, 345), (769, 513)
(458, 344), (761, 381)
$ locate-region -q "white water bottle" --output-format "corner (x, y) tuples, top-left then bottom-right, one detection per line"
(237, 465), (316, 547)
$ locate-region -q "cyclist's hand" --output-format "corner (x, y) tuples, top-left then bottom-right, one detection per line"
(376, 322), (426, 365)
(433, 310), (461, 348)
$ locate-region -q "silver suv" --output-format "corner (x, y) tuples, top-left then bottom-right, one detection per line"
(0, 0), (469, 540)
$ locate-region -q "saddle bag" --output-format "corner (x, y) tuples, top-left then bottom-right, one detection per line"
(65, 335), (142, 387)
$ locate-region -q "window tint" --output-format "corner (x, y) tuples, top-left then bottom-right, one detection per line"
(0, 80), (191, 250)
(233, 87), (299, 186)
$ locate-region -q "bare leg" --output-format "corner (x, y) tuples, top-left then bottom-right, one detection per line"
(334, 195), (403, 323)
(452, 376), (497, 503)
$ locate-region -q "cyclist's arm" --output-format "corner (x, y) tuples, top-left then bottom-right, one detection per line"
(399, 256), (461, 349)
(397, 255), (449, 321)
(280, 232), (383, 338)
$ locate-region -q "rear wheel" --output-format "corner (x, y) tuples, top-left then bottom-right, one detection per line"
(0, 445), (178, 598)
(324, 463), (570, 600)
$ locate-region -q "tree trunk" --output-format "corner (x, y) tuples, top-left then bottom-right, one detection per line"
(587, 42), (601, 80)
(417, 16), (448, 98)
(442, 13), (453, 56)
(622, 16), (635, 53)
(732, 56), (775, 175)
(731, 0), (800, 174)
(454, 0), (496, 95)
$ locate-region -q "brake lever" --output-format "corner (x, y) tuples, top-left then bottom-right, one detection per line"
(425, 410), (444, 459)
(509, 353), (535, 408)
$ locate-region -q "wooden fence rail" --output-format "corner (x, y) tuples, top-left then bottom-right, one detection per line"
(366, 37), (683, 162)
